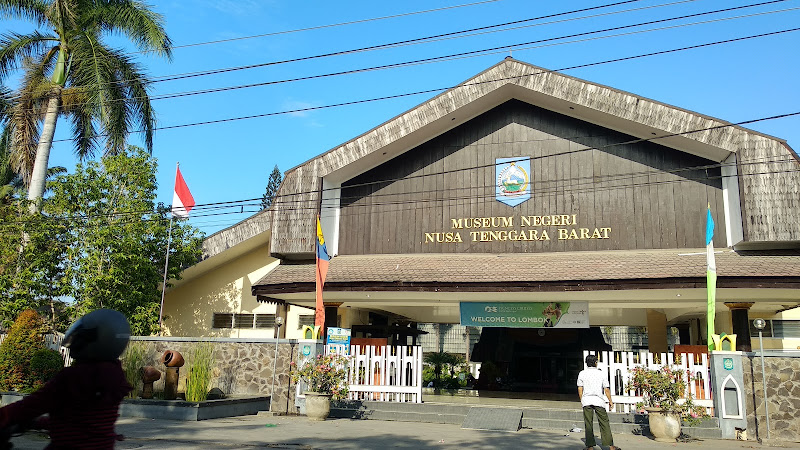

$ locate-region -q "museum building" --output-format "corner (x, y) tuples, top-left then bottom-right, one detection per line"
(163, 58), (800, 392)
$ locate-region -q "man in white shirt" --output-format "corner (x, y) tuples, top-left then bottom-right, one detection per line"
(576, 354), (619, 450)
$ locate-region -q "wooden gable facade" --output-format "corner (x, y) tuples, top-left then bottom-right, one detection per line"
(338, 99), (727, 255)
(268, 58), (800, 259)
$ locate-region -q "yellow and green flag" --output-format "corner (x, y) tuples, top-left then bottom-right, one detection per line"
(706, 206), (716, 351)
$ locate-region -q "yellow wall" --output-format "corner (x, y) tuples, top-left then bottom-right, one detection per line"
(163, 244), (279, 337)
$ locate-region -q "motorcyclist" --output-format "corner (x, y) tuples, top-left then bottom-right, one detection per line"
(0, 309), (133, 449)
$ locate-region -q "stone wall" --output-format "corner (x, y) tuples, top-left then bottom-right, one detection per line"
(127, 337), (314, 414)
(742, 352), (800, 442)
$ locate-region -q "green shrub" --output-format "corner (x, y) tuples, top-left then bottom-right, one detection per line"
(0, 310), (46, 392)
(121, 342), (147, 398)
(185, 344), (214, 402)
(29, 348), (65, 390)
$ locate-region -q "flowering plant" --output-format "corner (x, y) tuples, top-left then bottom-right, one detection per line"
(628, 366), (709, 425)
(290, 353), (350, 400)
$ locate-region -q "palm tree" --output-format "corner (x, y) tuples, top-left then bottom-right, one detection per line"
(0, 0), (172, 211)
(424, 351), (466, 387)
(0, 83), (21, 201)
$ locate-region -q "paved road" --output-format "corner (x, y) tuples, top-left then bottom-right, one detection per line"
(5, 414), (799, 449)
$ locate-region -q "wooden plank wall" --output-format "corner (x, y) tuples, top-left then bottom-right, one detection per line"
(338, 100), (727, 255)
(738, 137), (800, 243)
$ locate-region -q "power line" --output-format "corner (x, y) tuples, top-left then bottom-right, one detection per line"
(149, 0), (506, 53)
(42, 23), (798, 144)
(9, 2), (796, 119)
(0, 0), (652, 95)
(0, 0), (503, 75)
(2, 0), (685, 109)
(5, 106), (795, 227)
(149, 0), (789, 84)
(143, 5), (800, 104)
(1, 145), (796, 229)
(2, 162), (797, 236)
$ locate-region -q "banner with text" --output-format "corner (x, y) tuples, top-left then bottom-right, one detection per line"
(460, 302), (589, 328)
(326, 327), (351, 355)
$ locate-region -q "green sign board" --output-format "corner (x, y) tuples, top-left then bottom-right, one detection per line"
(723, 357), (734, 370)
(459, 302), (589, 328)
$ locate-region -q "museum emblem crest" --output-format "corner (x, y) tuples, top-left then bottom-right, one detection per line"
(495, 157), (531, 206)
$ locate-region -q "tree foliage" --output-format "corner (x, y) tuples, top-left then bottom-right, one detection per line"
(0, 0), (172, 205)
(261, 165), (282, 210)
(0, 309), (47, 391)
(0, 199), (68, 329)
(0, 147), (204, 334)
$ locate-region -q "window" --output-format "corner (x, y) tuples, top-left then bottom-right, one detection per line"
(234, 314), (254, 328)
(213, 313), (277, 329)
(298, 315), (315, 329)
(212, 313), (233, 329)
(750, 320), (774, 338)
(255, 314), (276, 328)
(772, 320), (800, 338)
(749, 319), (800, 338)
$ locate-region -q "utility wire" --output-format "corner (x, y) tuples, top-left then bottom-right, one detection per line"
(0, 0), (653, 94)
(9, 2), (797, 118)
(2, 0), (691, 107)
(147, 0), (505, 53)
(2, 163), (798, 237)
(8, 106), (795, 229)
(143, 6), (800, 104)
(149, 0), (789, 84)
(1, 145), (796, 228)
(40, 24), (798, 145)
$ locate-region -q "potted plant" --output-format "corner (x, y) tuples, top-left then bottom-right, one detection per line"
(628, 365), (709, 442)
(290, 353), (350, 420)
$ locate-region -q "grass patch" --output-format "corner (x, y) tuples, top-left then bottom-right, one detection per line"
(185, 343), (214, 402)
(121, 342), (148, 398)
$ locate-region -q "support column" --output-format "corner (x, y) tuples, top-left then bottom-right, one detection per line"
(725, 302), (754, 352)
(646, 309), (668, 353)
(324, 302), (342, 334)
(275, 302), (288, 339)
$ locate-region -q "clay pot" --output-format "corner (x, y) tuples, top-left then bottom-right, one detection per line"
(645, 407), (681, 443)
(140, 366), (162, 399)
(140, 366), (162, 383)
(161, 350), (185, 367)
(304, 392), (332, 421)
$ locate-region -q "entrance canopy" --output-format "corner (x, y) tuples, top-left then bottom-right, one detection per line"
(253, 249), (800, 325)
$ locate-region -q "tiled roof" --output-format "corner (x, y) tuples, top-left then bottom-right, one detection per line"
(252, 249), (800, 294)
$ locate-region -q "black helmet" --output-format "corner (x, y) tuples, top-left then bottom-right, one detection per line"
(63, 309), (131, 361)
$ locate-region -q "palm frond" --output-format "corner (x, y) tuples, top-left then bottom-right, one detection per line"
(0, 30), (59, 78)
(9, 67), (46, 184)
(0, 83), (11, 123)
(0, 0), (50, 26)
(107, 50), (153, 152)
(67, 95), (98, 157)
(92, 0), (172, 59)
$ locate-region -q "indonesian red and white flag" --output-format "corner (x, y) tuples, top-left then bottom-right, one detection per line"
(172, 165), (195, 218)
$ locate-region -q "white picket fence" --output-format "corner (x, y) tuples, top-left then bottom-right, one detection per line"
(344, 345), (424, 403)
(584, 350), (713, 414)
(0, 332), (72, 366)
(44, 332), (73, 366)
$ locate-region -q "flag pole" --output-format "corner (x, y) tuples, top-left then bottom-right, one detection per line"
(158, 162), (179, 336)
(159, 215), (174, 335)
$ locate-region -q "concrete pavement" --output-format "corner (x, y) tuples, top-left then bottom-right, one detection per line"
(5, 413), (800, 449)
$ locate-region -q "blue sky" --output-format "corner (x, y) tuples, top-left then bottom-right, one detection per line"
(3, 0), (799, 235)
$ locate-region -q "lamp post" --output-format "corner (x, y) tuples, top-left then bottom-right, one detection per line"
(752, 318), (770, 440)
(270, 316), (284, 412)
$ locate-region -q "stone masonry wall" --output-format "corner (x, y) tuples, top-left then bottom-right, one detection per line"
(742, 353), (800, 443)
(127, 337), (310, 414)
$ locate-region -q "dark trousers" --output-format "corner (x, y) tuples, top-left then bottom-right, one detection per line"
(583, 405), (614, 447)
